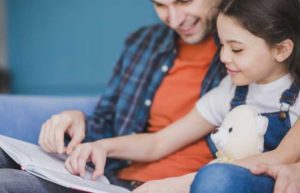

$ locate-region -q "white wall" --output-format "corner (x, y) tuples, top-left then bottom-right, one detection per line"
(0, 0), (6, 69)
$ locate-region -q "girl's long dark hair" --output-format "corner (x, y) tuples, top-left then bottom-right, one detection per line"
(219, 0), (300, 83)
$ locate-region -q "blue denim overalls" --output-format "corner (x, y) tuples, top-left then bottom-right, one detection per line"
(207, 80), (300, 155)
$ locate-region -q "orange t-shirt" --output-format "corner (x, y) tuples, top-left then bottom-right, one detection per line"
(118, 36), (217, 182)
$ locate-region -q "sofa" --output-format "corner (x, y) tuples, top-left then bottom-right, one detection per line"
(0, 95), (99, 144)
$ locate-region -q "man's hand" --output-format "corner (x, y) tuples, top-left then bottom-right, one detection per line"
(39, 110), (86, 154)
(131, 174), (193, 193)
(251, 163), (300, 193)
(64, 141), (107, 180)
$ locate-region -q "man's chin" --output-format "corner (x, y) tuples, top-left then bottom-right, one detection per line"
(179, 34), (206, 45)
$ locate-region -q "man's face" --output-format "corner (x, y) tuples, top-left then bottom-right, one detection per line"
(152, 0), (221, 44)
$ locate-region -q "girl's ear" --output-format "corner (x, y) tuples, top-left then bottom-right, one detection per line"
(272, 39), (294, 62)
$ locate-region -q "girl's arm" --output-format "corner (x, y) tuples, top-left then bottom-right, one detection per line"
(234, 118), (300, 169)
(65, 107), (216, 178)
(100, 107), (215, 161)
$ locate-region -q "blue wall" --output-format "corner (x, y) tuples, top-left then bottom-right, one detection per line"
(6, 0), (159, 95)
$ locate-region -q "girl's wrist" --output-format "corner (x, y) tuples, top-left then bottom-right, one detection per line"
(93, 140), (111, 156)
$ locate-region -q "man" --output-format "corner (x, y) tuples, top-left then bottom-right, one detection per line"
(251, 162), (300, 193)
(0, 0), (225, 192)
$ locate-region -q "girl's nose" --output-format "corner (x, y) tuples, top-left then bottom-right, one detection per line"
(220, 46), (233, 64)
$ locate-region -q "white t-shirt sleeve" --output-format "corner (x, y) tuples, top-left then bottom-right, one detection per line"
(196, 75), (235, 126)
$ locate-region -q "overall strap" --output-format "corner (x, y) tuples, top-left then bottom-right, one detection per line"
(279, 81), (300, 120)
(280, 81), (300, 106)
(230, 85), (249, 110)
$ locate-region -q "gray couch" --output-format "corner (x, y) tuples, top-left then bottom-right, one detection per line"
(0, 95), (98, 144)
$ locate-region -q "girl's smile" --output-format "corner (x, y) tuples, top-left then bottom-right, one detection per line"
(225, 65), (241, 76)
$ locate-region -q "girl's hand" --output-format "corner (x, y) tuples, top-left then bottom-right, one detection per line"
(251, 163), (300, 193)
(131, 175), (192, 193)
(64, 141), (107, 180)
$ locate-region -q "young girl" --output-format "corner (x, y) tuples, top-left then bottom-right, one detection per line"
(190, 0), (300, 192)
(65, 0), (300, 192)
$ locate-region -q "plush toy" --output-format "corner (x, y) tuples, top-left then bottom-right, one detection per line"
(211, 105), (268, 163)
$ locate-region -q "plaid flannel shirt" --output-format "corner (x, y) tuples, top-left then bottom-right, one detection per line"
(84, 24), (226, 171)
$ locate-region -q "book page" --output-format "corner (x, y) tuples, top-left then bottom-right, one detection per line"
(0, 135), (67, 171)
(0, 135), (70, 172)
(0, 135), (107, 181)
(0, 135), (131, 192)
(0, 135), (32, 166)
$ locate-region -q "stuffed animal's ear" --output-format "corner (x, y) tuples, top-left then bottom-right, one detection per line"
(211, 126), (221, 143)
(256, 115), (268, 136)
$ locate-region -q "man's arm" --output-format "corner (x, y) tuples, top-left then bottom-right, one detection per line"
(38, 54), (125, 154)
(38, 27), (142, 154)
(251, 162), (300, 193)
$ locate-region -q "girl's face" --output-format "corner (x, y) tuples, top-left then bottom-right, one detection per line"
(217, 13), (288, 85)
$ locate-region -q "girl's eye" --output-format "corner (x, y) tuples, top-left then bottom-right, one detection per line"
(232, 49), (243, 53)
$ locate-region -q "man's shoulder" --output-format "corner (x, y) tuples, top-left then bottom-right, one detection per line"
(125, 23), (174, 45)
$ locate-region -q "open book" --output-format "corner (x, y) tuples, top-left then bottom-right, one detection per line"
(0, 135), (130, 193)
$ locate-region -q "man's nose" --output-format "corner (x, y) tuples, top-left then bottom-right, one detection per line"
(167, 6), (184, 29)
